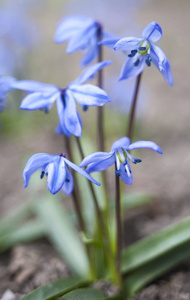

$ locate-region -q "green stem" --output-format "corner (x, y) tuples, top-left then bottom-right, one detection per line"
(75, 136), (117, 282)
(126, 72), (143, 140)
(115, 163), (122, 287)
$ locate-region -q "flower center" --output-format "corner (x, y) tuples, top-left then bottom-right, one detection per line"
(128, 40), (152, 67)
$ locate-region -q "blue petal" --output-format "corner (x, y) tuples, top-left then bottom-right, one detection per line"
(55, 122), (71, 137)
(119, 56), (145, 81)
(64, 90), (82, 137)
(151, 44), (173, 86)
(46, 156), (66, 194)
(142, 22), (162, 42)
(114, 37), (142, 53)
(80, 151), (113, 168)
(64, 158), (101, 186)
(54, 15), (91, 43)
(119, 162), (133, 185)
(80, 37), (98, 67)
(0, 76), (16, 98)
(61, 166), (74, 196)
(72, 61), (112, 86)
(98, 38), (120, 48)
(23, 153), (55, 188)
(128, 140), (163, 154)
(84, 152), (115, 173)
(66, 22), (97, 54)
(20, 91), (58, 111)
(12, 80), (58, 93)
(69, 84), (111, 106)
(111, 137), (131, 152)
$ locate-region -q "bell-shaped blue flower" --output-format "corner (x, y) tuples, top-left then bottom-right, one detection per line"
(23, 152), (100, 195)
(54, 15), (110, 66)
(12, 61), (111, 137)
(80, 137), (163, 185)
(101, 21), (173, 85)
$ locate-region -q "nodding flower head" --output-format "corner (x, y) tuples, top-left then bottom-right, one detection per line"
(23, 152), (100, 196)
(102, 21), (173, 85)
(80, 137), (163, 185)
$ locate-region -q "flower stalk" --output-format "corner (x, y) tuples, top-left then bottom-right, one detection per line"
(126, 72), (143, 140)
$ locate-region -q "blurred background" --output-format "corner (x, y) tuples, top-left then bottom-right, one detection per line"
(0, 0), (189, 268)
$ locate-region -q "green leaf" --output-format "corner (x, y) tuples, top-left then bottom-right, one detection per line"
(124, 241), (190, 297)
(60, 287), (106, 300)
(34, 195), (90, 277)
(122, 216), (190, 274)
(121, 191), (152, 211)
(0, 202), (32, 237)
(0, 220), (46, 252)
(20, 277), (90, 300)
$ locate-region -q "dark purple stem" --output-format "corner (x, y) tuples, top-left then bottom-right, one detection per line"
(127, 72), (143, 140)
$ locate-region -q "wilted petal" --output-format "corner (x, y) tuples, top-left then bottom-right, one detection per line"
(54, 15), (90, 43)
(111, 137), (131, 152)
(23, 153), (55, 188)
(70, 84), (111, 106)
(84, 152), (115, 173)
(114, 37), (142, 53)
(20, 91), (58, 111)
(119, 57), (145, 81)
(12, 80), (58, 93)
(128, 140), (163, 154)
(46, 156), (66, 194)
(151, 44), (173, 86)
(73, 61), (112, 85)
(66, 23), (97, 53)
(61, 166), (74, 196)
(142, 22), (162, 42)
(65, 158), (100, 186)
(64, 90), (82, 137)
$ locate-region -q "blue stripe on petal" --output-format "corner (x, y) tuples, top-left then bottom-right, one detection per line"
(85, 153), (115, 173)
(80, 151), (113, 168)
(61, 166), (74, 196)
(69, 84), (111, 106)
(142, 22), (162, 42)
(23, 153), (55, 188)
(114, 37), (142, 53)
(66, 22), (97, 54)
(64, 90), (82, 137)
(73, 61), (112, 85)
(46, 156), (66, 194)
(64, 158), (101, 186)
(151, 44), (173, 86)
(20, 91), (58, 111)
(111, 137), (131, 152)
(128, 140), (163, 154)
(119, 57), (145, 81)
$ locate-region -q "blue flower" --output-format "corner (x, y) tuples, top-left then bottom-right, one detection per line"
(101, 22), (173, 85)
(12, 61), (112, 137)
(80, 137), (163, 185)
(54, 15), (110, 66)
(23, 152), (100, 195)
(0, 75), (16, 112)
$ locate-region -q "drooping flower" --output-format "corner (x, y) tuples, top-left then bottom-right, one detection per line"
(80, 137), (163, 185)
(100, 21), (173, 85)
(54, 15), (112, 66)
(23, 152), (100, 195)
(12, 61), (112, 137)
(0, 75), (16, 112)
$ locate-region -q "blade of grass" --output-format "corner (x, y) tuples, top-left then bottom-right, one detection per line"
(0, 219), (46, 252)
(60, 287), (106, 300)
(122, 216), (190, 274)
(34, 195), (90, 278)
(20, 277), (90, 300)
(124, 241), (190, 297)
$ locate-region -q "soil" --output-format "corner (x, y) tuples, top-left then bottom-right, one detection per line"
(0, 0), (190, 299)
